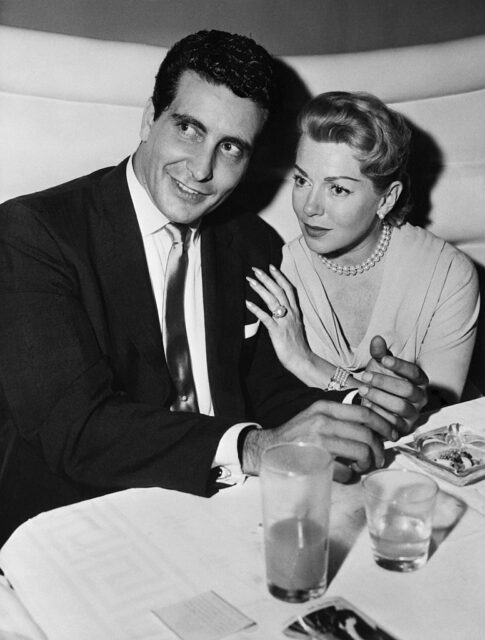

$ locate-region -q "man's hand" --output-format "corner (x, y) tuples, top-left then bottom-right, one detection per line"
(242, 399), (396, 483)
(359, 335), (428, 435)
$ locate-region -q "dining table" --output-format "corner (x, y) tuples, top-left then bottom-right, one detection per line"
(1, 397), (485, 639)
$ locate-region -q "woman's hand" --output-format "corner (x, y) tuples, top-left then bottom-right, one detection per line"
(245, 265), (311, 371)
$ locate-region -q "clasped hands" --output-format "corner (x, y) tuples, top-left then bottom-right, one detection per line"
(244, 265), (428, 483)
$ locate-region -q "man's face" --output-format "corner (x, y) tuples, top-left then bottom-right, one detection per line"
(134, 70), (267, 225)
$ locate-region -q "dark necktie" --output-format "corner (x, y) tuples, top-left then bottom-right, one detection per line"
(163, 223), (199, 412)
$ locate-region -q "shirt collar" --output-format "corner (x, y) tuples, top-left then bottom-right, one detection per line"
(126, 156), (200, 243)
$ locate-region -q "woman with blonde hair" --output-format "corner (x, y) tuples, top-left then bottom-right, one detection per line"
(247, 91), (479, 406)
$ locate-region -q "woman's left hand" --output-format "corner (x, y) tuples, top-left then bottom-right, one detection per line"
(245, 265), (311, 370)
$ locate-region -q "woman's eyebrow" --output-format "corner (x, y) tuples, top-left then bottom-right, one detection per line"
(324, 175), (361, 182)
(294, 164), (361, 182)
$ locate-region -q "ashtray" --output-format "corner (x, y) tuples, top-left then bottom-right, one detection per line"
(397, 422), (485, 486)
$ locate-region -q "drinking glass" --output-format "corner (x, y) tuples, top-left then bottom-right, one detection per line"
(260, 442), (333, 602)
(362, 469), (438, 572)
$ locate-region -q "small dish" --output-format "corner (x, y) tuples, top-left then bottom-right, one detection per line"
(397, 423), (485, 486)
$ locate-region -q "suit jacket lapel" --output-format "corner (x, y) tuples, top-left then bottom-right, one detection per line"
(94, 160), (168, 384)
(201, 221), (246, 417)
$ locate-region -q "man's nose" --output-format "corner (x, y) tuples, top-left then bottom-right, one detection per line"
(187, 147), (214, 182)
(303, 185), (325, 216)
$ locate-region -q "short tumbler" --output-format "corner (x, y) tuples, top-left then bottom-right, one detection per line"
(260, 442), (333, 602)
(363, 469), (438, 572)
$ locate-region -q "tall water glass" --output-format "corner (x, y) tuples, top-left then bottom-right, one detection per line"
(260, 442), (333, 602)
(363, 469), (438, 572)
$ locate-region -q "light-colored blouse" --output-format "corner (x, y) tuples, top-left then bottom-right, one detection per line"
(281, 223), (480, 402)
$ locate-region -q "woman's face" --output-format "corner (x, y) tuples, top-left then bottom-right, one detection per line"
(292, 136), (387, 261)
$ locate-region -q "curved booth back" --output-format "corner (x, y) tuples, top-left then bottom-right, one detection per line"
(1, 25), (484, 389)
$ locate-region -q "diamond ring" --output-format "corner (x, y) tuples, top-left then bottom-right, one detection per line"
(272, 304), (288, 319)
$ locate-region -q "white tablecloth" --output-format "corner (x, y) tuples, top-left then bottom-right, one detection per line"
(1, 398), (485, 639)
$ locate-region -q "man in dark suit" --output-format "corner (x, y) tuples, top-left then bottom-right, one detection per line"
(0, 31), (425, 543)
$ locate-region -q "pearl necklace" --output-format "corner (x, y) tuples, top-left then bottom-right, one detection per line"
(318, 223), (392, 276)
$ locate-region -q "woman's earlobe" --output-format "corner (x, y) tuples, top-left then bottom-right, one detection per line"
(376, 197), (390, 219)
(378, 181), (403, 218)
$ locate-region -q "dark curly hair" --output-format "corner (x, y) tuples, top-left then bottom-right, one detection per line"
(298, 91), (412, 226)
(152, 30), (277, 120)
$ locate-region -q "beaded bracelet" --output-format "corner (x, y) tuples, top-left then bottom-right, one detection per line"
(326, 366), (350, 391)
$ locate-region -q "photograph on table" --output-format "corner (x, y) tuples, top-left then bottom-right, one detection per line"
(283, 596), (398, 639)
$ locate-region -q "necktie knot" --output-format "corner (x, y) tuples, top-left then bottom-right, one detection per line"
(166, 222), (190, 247)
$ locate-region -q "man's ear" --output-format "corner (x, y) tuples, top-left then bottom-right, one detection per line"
(377, 181), (403, 219)
(140, 99), (155, 142)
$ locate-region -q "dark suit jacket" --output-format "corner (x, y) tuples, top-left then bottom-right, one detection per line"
(0, 159), (339, 543)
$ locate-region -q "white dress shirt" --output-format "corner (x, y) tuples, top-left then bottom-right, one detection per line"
(126, 158), (250, 483)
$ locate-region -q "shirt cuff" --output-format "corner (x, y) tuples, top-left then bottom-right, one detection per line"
(212, 422), (261, 485)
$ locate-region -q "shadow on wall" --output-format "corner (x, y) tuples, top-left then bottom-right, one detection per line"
(218, 58), (312, 222)
(406, 122), (444, 230)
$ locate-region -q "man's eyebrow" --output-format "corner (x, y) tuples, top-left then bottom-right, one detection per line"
(222, 135), (252, 153)
(172, 112), (252, 153)
(172, 113), (207, 134)
(294, 164), (309, 177)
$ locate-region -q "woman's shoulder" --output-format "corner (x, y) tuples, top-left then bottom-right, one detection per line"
(282, 234), (312, 262)
(394, 222), (444, 246)
(397, 223), (469, 257)
(282, 235), (316, 282)
(396, 223), (477, 278)
(283, 234), (307, 252)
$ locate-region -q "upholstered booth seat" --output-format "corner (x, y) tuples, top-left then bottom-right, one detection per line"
(1, 26), (484, 391)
